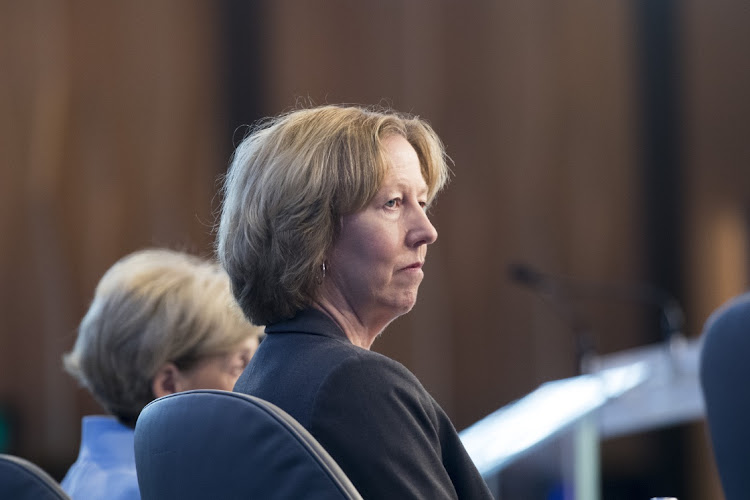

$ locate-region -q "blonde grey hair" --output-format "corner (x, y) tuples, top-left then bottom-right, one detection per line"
(217, 104), (450, 325)
(63, 248), (262, 427)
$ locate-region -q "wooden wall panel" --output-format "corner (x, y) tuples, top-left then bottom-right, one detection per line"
(0, 0), (225, 475)
(684, 0), (750, 326)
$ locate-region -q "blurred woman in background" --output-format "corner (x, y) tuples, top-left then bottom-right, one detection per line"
(61, 248), (263, 500)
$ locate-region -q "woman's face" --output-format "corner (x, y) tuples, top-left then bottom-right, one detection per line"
(175, 336), (259, 392)
(325, 134), (438, 328)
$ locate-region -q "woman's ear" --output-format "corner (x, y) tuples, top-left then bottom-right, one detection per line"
(151, 362), (180, 399)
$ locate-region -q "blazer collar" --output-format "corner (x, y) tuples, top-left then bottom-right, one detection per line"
(265, 308), (349, 342)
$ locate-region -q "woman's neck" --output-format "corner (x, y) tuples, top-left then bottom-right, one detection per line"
(311, 298), (391, 350)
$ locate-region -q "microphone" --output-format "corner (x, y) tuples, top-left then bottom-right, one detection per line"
(508, 264), (546, 289)
(508, 263), (597, 374)
(508, 262), (685, 342)
(508, 262), (687, 375)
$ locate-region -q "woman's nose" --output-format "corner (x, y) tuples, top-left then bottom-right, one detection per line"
(407, 206), (438, 248)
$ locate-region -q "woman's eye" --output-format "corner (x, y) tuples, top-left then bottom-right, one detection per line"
(419, 201), (428, 211)
(385, 198), (401, 208)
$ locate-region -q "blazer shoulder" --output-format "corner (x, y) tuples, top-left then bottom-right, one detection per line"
(312, 348), (437, 423)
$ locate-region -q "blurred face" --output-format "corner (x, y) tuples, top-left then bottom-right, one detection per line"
(325, 134), (438, 328)
(175, 336), (259, 392)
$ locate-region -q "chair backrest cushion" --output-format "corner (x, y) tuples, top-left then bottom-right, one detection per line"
(134, 389), (362, 500)
(0, 454), (70, 500)
(699, 292), (750, 500)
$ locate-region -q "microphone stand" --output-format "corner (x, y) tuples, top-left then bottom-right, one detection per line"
(508, 264), (599, 375)
(508, 263), (687, 375)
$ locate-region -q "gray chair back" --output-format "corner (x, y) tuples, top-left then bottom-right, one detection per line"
(134, 389), (362, 500)
(0, 454), (70, 500)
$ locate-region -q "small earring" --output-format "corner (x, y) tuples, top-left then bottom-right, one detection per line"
(317, 261), (326, 284)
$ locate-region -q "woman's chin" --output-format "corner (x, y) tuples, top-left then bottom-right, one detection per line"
(382, 293), (419, 319)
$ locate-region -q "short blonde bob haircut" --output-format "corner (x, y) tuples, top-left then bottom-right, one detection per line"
(63, 248), (262, 427)
(217, 104), (450, 326)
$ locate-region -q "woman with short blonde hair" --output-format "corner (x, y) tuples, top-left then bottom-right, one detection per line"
(62, 248), (263, 500)
(219, 104), (492, 499)
(218, 105), (449, 325)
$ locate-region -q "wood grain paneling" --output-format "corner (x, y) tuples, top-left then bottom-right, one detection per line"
(0, 0), (224, 476)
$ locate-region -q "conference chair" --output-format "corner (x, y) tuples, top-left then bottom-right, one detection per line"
(699, 292), (750, 500)
(0, 454), (70, 500)
(134, 389), (362, 500)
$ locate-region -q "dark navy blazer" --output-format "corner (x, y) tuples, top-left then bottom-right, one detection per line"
(234, 308), (493, 499)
